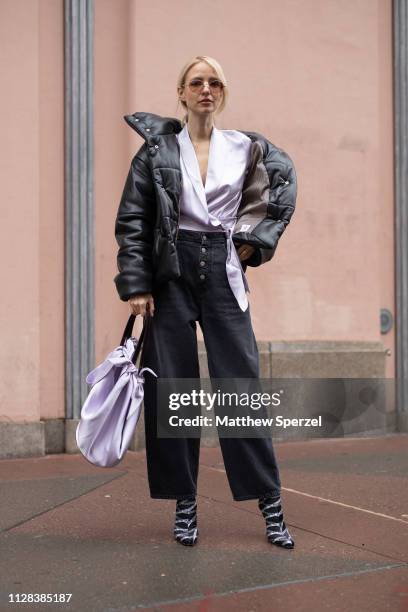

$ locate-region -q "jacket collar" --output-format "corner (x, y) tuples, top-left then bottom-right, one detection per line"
(124, 112), (183, 139)
(124, 111), (269, 159)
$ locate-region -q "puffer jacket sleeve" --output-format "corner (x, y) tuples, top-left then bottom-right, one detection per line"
(114, 144), (157, 301)
(234, 138), (297, 269)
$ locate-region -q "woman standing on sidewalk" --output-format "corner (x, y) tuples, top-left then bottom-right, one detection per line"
(114, 55), (297, 548)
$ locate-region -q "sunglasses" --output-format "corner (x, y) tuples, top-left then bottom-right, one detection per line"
(186, 78), (224, 93)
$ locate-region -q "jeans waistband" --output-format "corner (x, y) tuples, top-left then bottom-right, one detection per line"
(177, 228), (227, 243)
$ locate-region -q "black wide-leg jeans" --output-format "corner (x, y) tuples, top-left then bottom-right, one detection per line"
(142, 229), (282, 501)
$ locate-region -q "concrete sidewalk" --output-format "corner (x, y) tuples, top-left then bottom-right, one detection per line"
(0, 434), (407, 611)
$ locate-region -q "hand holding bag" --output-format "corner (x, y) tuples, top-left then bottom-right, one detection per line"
(75, 313), (157, 467)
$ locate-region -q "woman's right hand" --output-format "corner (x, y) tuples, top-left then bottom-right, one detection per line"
(128, 293), (155, 317)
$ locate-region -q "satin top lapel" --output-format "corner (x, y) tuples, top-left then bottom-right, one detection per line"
(178, 124), (207, 211)
(178, 124), (231, 212)
(205, 126), (232, 195)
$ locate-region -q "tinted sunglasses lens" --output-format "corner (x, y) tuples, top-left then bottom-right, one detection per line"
(210, 80), (222, 91)
(189, 80), (203, 91)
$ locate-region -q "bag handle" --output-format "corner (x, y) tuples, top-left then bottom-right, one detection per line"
(120, 312), (153, 367)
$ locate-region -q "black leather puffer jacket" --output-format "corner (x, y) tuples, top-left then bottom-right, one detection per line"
(114, 112), (298, 301)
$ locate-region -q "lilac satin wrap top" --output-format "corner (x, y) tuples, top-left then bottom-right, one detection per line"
(176, 123), (252, 311)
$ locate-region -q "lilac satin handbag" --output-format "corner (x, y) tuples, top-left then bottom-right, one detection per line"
(76, 313), (157, 467)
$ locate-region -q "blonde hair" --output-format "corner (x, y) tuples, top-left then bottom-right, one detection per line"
(176, 55), (228, 126)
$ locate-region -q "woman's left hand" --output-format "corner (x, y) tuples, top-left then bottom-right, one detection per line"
(236, 244), (256, 261)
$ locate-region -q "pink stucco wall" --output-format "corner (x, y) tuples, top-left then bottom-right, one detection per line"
(95, 0), (395, 375)
(0, 0), (64, 423)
